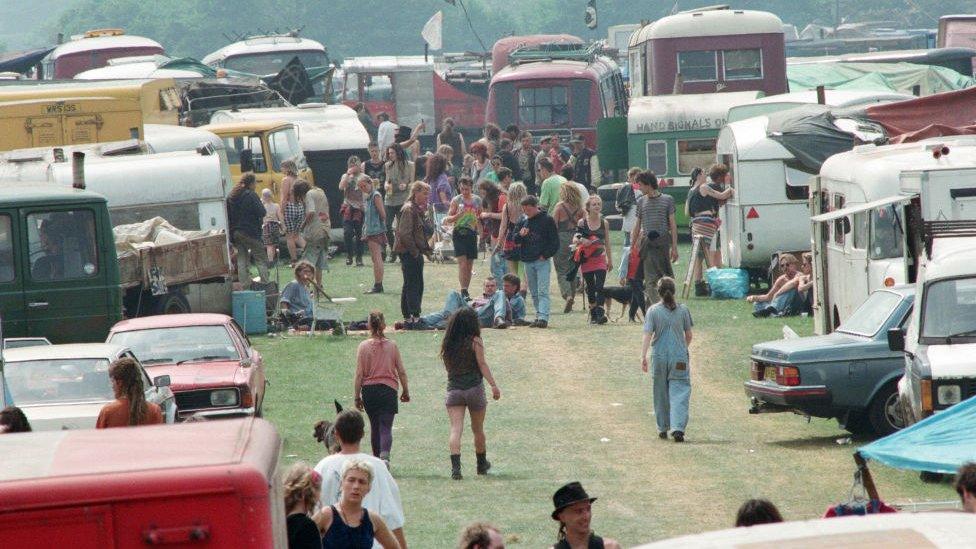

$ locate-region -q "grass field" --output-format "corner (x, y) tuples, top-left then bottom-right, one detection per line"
(257, 242), (956, 547)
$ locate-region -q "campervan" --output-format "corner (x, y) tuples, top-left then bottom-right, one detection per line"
(41, 29), (164, 79)
(143, 123), (233, 194)
(627, 91), (761, 227)
(809, 137), (976, 334)
(628, 7), (787, 98)
(209, 104), (369, 238)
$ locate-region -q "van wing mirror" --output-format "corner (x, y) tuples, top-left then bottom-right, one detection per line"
(887, 327), (906, 352)
(842, 216), (852, 235)
(153, 374), (172, 388)
(239, 148), (254, 172)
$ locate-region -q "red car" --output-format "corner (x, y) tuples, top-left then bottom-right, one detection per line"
(107, 314), (266, 420)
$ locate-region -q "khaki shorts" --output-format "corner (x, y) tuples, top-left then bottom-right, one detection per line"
(302, 238), (330, 271)
(445, 383), (487, 411)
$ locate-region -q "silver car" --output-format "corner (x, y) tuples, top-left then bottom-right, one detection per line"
(0, 343), (176, 430)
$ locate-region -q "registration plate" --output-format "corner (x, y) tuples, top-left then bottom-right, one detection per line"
(765, 366), (779, 382)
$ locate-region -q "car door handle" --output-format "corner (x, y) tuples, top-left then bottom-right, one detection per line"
(28, 301), (49, 309)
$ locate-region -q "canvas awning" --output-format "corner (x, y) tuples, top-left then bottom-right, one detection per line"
(857, 394), (976, 474)
(811, 194), (914, 223)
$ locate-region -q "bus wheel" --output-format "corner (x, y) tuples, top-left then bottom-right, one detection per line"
(153, 293), (190, 315)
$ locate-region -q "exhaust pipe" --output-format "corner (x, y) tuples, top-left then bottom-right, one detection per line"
(72, 152), (85, 189)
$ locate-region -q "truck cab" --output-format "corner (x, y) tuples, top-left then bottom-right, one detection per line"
(199, 120), (313, 201)
(0, 185), (120, 342)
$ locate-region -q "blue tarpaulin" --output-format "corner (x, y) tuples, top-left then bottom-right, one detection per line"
(858, 395), (976, 474)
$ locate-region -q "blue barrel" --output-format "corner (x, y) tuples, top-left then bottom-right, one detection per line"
(232, 291), (267, 335)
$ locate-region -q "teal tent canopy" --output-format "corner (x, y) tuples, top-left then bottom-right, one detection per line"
(788, 62), (976, 96)
(858, 395), (976, 474)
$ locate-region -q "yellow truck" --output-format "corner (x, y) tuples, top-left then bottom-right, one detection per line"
(199, 119), (313, 199)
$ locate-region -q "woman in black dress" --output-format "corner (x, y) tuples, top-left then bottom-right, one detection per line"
(283, 462), (323, 549)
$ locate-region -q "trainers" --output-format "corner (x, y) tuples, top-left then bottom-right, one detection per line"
(493, 318), (509, 329)
(672, 431), (685, 443)
(529, 319), (548, 329)
(659, 431), (668, 440)
(364, 284), (384, 294)
(346, 258), (353, 266)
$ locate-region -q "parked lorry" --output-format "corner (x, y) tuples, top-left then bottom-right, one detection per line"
(0, 184), (230, 343)
(0, 418), (285, 547)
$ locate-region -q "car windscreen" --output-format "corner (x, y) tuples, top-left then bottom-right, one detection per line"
(5, 358), (112, 406)
(109, 326), (240, 364)
(224, 51), (328, 76)
(836, 290), (904, 337)
(921, 277), (976, 343)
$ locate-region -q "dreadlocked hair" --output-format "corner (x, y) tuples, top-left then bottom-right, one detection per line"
(109, 357), (148, 426)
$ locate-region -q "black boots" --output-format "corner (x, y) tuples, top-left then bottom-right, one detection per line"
(451, 454), (462, 480)
(476, 452), (491, 475)
(695, 280), (710, 297)
(589, 306), (608, 325)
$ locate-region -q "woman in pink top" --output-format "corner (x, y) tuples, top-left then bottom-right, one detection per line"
(354, 311), (410, 465)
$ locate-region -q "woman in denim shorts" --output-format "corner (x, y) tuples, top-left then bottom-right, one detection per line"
(441, 308), (501, 480)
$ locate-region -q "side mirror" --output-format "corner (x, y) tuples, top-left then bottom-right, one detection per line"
(239, 148), (254, 172)
(153, 375), (171, 388)
(842, 216), (852, 235)
(887, 327), (906, 352)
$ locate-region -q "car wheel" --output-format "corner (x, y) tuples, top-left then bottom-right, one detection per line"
(867, 383), (905, 437)
(153, 293), (191, 315)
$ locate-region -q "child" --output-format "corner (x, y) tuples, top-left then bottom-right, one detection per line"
(261, 188), (283, 266)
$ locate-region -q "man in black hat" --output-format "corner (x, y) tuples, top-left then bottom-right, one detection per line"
(550, 482), (621, 549)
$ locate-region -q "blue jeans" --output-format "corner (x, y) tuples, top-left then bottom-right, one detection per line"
(417, 290), (503, 329)
(753, 288), (801, 317)
(489, 251), (508, 281)
(524, 259), (551, 322)
(652, 359), (691, 434)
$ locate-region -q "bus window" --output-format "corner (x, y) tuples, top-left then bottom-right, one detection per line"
(676, 139), (716, 175)
(723, 49), (763, 80)
(832, 194), (846, 246)
(645, 141), (667, 174)
(852, 211), (869, 250)
(363, 74), (393, 102)
(518, 86), (568, 126)
(677, 51), (717, 82)
(870, 204), (904, 260)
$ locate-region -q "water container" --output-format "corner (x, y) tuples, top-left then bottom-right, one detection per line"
(232, 290), (267, 334)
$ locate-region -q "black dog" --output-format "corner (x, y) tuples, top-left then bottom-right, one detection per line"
(602, 280), (646, 322)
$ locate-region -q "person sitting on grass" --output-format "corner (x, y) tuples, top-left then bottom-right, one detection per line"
(280, 260), (317, 328)
(747, 253), (812, 318)
(314, 410), (407, 549)
(397, 274), (526, 331)
(550, 482), (621, 549)
(956, 462), (976, 513)
(735, 498), (784, 527)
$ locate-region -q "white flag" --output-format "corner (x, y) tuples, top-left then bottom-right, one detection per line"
(422, 11), (443, 50)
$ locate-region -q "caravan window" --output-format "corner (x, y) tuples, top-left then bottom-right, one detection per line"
(677, 139), (716, 175)
(0, 215), (13, 282)
(677, 51), (717, 82)
(852, 212), (869, 250)
(645, 141), (667, 175)
(870, 204), (904, 260)
(832, 194), (845, 246)
(27, 210), (98, 282)
(723, 49), (763, 80)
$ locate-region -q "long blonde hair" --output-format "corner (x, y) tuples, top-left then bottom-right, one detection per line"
(558, 183), (583, 211)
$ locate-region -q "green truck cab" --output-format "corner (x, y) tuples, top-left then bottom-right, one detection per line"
(0, 185), (121, 343)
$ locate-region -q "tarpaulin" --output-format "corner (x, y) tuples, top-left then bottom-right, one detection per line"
(788, 62), (975, 96)
(866, 87), (976, 137)
(888, 123), (976, 144)
(0, 47), (54, 74)
(858, 394), (976, 474)
(766, 104), (877, 173)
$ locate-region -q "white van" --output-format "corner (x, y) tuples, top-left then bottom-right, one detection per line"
(0, 146), (227, 231)
(210, 104), (370, 239)
(809, 137), (976, 334)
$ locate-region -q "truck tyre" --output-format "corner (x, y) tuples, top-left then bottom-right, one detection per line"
(153, 293), (190, 315)
(867, 383), (904, 437)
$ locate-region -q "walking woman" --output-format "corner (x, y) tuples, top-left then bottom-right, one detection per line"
(442, 308), (501, 480)
(468, 142), (495, 184)
(574, 195), (612, 324)
(478, 179), (507, 280)
(315, 460), (400, 549)
(96, 358), (164, 428)
(339, 156), (366, 267)
(283, 462), (323, 549)
(425, 153), (453, 225)
(640, 277), (693, 442)
(552, 183), (584, 313)
(393, 181), (432, 321)
(384, 143), (415, 263)
(437, 144), (461, 190)
(497, 182), (527, 276)
(280, 159), (306, 266)
(354, 311), (410, 465)
(360, 175), (387, 294)
(444, 176), (482, 298)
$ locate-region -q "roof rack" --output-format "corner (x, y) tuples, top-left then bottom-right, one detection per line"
(921, 220), (976, 258)
(508, 42), (606, 65)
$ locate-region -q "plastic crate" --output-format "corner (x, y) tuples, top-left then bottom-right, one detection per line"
(232, 291), (268, 334)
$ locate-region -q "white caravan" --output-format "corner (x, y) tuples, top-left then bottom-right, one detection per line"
(210, 104), (370, 239)
(143, 123), (233, 194)
(809, 137), (976, 334)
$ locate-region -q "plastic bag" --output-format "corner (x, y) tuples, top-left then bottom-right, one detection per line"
(705, 267), (749, 299)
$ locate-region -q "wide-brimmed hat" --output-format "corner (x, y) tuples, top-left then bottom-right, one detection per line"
(551, 481), (597, 520)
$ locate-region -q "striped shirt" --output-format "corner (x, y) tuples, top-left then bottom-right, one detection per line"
(636, 193), (675, 236)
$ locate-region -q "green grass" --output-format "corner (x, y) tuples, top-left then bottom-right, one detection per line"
(256, 242), (956, 548)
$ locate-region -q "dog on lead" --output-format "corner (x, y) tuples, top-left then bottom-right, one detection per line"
(602, 279), (647, 322)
